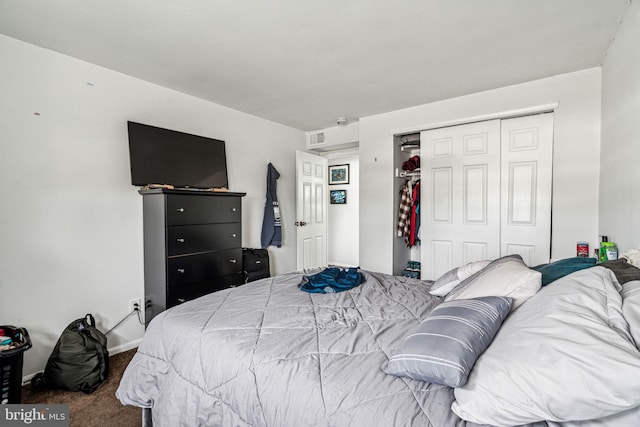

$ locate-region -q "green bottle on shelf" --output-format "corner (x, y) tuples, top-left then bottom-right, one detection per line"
(598, 236), (618, 262)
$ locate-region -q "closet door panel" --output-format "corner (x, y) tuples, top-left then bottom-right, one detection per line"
(505, 244), (536, 265)
(463, 164), (487, 224)
(421, 120), (501, 280)
(463, 133), (489, 155)
(463, 241), (488, 264)
(501, 114), (553, 265)
(508, 161), (537, 225)
(431, 240), (453, 280)
(432, 138), (453, 158)
(432, 168), (452, 222)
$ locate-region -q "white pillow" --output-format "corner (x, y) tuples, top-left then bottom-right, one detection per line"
(452, 267), (640, 426)
(430, 260), (491, 297)
(444, 254), (541, 310)
(621, 280), (640, 348)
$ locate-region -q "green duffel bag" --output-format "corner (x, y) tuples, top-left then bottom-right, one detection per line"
(32, 314), (109, 394)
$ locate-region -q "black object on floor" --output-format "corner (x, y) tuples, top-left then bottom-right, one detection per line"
(0, 325), (32, 404)
(243, 248), (270, 283)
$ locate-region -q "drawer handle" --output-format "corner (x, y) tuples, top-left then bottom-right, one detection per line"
(177, 298), (186, 303)
(229, 259), (237, 263)
(176, 238), (185, 243)
(177, 268), (186, 273)
(176, 208), (185, 213)
(231, 207), (237, 212)
(230, 233), (237, 238)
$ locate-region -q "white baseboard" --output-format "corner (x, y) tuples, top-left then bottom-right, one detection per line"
(108, 338), (142, 355)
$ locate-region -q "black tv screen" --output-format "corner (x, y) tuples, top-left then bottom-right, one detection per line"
(127, 121), (228, 189)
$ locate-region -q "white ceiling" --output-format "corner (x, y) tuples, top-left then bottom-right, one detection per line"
(0, 0), (631, 131)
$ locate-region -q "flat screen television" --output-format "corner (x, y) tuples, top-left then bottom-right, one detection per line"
(127, 121), (228, 189)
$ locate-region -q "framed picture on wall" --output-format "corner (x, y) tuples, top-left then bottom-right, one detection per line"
(328, 164), (349, 185)
(330, 189), (347, 204)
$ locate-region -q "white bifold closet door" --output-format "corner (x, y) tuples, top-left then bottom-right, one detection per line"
(420, 113), (553, 280)
(500, 114), (554, 266)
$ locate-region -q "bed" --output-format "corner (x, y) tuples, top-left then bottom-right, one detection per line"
(116, 256), (640, 427)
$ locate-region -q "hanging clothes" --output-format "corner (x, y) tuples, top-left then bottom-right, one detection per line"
(409, 180), (421, 247)
(261, 162), (282, 248)
(397, 178), (421, 247)
(397, 179), (412, 241)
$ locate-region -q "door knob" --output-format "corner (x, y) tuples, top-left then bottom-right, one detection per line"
(295, 221), (307, 226)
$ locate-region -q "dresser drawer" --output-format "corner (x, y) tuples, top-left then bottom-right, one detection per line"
(166, 273), (244, 307)
(167, 223), (241, 256)
(168, 248), (242, 286)
(166, 194), (241, 225)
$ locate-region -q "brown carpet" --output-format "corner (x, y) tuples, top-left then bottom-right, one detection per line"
(21, 348), (141, 427)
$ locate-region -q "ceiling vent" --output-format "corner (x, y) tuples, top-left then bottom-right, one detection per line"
(309, 132), (325, 146)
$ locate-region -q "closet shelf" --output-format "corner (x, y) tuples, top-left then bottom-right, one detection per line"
(399, 133), (420, 147)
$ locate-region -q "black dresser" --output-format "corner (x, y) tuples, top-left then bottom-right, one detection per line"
(140, 189), (246, 325)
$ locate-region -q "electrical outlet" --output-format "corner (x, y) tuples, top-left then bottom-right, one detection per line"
(129, 298), (141, 313)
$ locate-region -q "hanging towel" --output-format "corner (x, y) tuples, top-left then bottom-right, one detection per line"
(261, 163), (282, 248)
(299, 267), (366, 293)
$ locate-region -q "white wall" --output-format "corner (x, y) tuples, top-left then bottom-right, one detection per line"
(359, 69), (602, 274)
(0, 35), (306, 378)
(327, 152), (359, 267)
(600, 1), (640, 253)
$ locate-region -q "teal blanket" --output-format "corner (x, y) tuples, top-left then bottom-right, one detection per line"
(531, 257), (596, 286)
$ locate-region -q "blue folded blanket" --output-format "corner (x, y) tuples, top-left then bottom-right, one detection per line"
(299, 267), (365, 293)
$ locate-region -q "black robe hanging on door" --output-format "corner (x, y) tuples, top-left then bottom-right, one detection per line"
(261, 162), (282, 248)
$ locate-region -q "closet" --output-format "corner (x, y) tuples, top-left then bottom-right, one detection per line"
(393, 133), (422, 277)
(393, 113), (554, 280)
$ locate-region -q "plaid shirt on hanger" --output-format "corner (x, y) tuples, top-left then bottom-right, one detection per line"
(397, 180), (412, 243)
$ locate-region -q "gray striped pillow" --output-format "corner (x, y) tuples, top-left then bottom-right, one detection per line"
(385, 296), (512, 387)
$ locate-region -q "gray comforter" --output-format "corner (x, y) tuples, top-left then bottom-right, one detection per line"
(116, 270), (540, 426)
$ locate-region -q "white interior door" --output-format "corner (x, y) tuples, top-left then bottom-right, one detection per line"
(296, 150), (328, 270)
(500, 113), (554, 265)
(421, 120), (502, 280)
